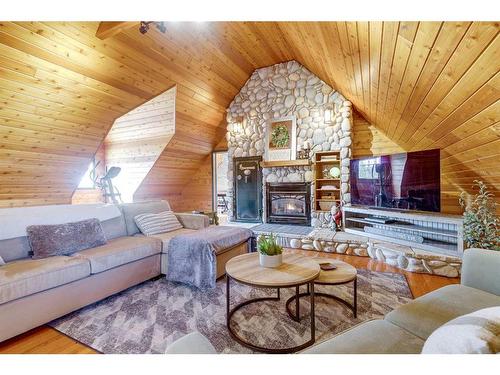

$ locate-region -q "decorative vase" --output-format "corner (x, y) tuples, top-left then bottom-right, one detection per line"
(259, 253), (283, 268)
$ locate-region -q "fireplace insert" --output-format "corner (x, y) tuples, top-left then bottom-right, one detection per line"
(266, 182), (311, 225)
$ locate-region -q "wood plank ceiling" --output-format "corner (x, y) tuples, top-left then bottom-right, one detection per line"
(0, 21), (498, 213)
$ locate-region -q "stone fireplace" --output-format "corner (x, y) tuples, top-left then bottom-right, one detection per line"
(226, 60), (353, 227)
(266, 182), (311, 225)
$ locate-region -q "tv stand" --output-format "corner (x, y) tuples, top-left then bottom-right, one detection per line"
(343, 205), (464, 257)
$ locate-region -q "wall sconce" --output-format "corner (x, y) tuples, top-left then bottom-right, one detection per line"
(232, 117), (244, 134)
(324, 103), (334, 124)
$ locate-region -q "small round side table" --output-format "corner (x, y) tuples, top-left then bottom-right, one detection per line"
(286, 258), (357, 321)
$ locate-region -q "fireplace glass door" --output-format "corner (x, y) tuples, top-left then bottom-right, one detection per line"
(266, 182), (311, 225)
(270, 194), (306, 217)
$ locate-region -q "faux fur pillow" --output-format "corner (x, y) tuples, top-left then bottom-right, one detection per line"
(27, 218), (107, 259)
(422, 306), (500, 354)
(134, 211), (183, 236)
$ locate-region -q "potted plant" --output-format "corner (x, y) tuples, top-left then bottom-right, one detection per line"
(459, 180), (499, 251)
(257, 233), (283, 268)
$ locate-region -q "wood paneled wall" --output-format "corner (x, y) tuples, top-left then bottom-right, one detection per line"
(352, 109), (404, 158)
(0, 22), (498, 215)
(105, 87), (176, 202)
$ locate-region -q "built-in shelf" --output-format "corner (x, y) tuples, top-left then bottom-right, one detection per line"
(345, 227), (459, 254)
(346, 217), (458, 238)
(315, 160), (340, 164)
(343, 205), (464, 257)
(260, 159), (311, 168)
(313, 151), (342, 213)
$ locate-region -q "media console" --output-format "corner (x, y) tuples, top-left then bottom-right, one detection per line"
(343, 205), (464, 257)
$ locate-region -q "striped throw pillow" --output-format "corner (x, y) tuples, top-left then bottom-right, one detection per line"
(134, 211), (183, 236)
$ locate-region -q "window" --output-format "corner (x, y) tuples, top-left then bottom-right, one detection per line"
(78, 159), (96, 189)
(358, 157), (380, 180)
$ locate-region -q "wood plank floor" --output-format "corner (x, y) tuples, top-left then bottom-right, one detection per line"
(0, 250), (460, 354)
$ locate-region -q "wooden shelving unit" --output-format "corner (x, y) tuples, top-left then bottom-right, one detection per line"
(313, 151), (342, 213)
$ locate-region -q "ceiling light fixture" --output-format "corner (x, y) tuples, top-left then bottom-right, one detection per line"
(139, 21), (167, 35)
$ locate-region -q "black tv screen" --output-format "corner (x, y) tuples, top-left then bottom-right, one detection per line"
(350, 149), (440, 212)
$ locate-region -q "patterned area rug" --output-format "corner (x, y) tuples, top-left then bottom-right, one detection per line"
(50, 269), (412, 354)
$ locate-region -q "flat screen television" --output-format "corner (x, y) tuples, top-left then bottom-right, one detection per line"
(350, 149), (440, 212)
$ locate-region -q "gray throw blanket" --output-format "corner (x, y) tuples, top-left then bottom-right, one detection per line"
(166, 226), (253, 289)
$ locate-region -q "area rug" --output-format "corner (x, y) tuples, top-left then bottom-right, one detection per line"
(49, 269), (412, 354)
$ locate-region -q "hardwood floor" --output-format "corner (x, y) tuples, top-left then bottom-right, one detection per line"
(0, 250), (459, 354)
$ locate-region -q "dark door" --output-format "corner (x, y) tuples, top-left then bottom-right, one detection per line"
(233, 156), (262, 222)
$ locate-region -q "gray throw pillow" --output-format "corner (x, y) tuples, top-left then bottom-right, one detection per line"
(27, 218), (107, 259)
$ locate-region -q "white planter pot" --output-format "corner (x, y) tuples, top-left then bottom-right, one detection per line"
(259, 253), (283, 268)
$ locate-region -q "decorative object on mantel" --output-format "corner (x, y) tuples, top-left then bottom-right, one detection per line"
(257, 233), (283, 268)
(296, 140), (311, 160)
(459, 180), (499, 251)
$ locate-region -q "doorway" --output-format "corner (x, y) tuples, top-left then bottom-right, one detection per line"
(212, 151), (229, 224)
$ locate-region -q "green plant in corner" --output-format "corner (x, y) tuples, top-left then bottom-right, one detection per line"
(257, 233), (283, 256)
(459, 180), (499, 251)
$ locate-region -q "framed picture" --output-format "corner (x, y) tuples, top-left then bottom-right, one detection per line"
(264, 116), (297, 161)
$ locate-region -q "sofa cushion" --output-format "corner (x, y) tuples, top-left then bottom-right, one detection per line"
(27, 218), (107, 259)
(0, 236), (32, 263)
(73, 236), (162, 274)
(101, 215), (127, 240)
(422, 306), (500, 354)
(119, 201), (171, 235)
(385, 284), (500, 340)
(0, 256), (91, 305)
(134, 211), (183, 236)
(149, 228), (197, 253)
(302, 319), (424, 354)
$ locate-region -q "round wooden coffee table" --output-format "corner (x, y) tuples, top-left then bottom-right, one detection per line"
(286, 258), (357, 321)
(225, 252), (320, 353)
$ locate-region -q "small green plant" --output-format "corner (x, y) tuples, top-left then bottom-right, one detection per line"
(257, 233), (283, 256)
(459, 180), (499, 251)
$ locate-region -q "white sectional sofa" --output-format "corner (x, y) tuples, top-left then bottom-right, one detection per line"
(0, 200), (214, 342)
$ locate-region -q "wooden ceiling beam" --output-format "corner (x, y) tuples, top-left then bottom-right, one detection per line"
(95, 21), (138, 40)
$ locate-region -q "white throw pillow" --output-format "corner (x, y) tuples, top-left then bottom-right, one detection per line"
(422, 306), (500, 354)
(0, 255), (5, 266)
(134, 211), (183, 236)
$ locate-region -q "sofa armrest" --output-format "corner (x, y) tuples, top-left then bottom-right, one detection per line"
(461, 248), (500, 296)
(174, 213), (209, 230)
(165, 332), (216, 354)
